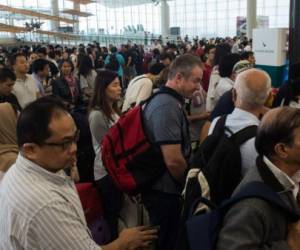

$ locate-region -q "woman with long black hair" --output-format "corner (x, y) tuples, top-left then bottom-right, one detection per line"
(88, 70), (122, 242)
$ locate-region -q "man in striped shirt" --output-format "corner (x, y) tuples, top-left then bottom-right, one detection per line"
(0, 96), (156, 250)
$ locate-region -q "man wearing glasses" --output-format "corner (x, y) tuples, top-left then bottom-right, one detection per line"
(0, 96), (157, 250)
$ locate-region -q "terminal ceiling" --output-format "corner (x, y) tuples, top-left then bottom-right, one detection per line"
(97, 0), (171, 8)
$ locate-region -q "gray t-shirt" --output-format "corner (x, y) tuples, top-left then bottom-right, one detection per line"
(143, 88), (191, 194)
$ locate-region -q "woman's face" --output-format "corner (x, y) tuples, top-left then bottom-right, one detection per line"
(61, 62), (72, 76)
(105, 77), (122, 102)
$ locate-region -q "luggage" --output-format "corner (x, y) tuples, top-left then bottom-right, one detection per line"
(76, 183), (110, 245)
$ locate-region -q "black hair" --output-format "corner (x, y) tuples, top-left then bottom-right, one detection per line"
(213, 43), (231, 66)
(89, 70), (120, 122)
(58, 59), (74, 73)
(219, 53), (240, 77)
(204, 44), (216, 54)
(17, 96), (69, 147)
(78, 55), (93, 77)
(160, 52), (174, 62)
(31, 58), (49, 74)
(9, 53), (26, 67)
(0, 67), (16, 82)
(110, 47), (117, 53)
(282, 78), (300, 106)
(240, 51), (254, 60)
(149, 62), (165, 75)
(36, 47), (47, 56)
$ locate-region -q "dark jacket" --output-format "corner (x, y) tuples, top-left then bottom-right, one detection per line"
(52, 76), (83, 106)
(0, 94), (22, 111)
(216, 156), (300, 250)
(210, 90), (234, 121)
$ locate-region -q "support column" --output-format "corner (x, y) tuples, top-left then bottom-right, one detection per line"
(161, 0), (170, 43)
(247, 0), (256, 39)
(51, 0), (59, 31)
(289, 0), (300, 80)
(73, 2), (80, 34)
(9, 17), (16, 39)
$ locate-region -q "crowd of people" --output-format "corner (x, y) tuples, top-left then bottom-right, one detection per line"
(0, 36), (300, 250)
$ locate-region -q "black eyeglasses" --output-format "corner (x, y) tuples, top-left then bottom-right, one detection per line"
(42, 130), (80, 150)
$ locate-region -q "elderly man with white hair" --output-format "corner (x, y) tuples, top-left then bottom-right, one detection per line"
(208, 68), (271, 176)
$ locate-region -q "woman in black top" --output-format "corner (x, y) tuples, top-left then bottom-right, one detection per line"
(52, 59), (83, 108)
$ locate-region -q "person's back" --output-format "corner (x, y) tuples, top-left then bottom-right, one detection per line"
(122, 75), (152, 112)
(216, 107), (300, 250)
(209, 69), (271, 175)
(122, 63), (165, 112)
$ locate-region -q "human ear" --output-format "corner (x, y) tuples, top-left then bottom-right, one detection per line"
(22, 143), (38, 161)
(274, 143), (289, 159)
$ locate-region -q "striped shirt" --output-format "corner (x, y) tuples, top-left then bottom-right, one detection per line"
(0, 154), (101, 250)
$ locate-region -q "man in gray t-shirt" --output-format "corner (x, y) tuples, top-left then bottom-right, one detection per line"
(141, 54), (203, 250)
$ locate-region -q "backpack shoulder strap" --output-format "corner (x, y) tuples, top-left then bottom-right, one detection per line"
(221, 181), (300, 220)
(212, 115), (227, 134)
(130, 76), (149, 87)
(231, 125), (257, 146)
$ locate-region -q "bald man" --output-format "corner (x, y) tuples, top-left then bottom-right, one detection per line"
(216, 107), (300, 250)
(208, 68), (271, 175)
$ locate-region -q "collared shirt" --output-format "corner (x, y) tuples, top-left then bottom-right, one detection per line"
(263, 156), (300, 200)
(143, 86), (189, 194)
(32, 73), (45, 96)
(12, 74), (38, 108)
(0, 154), (100, 250)
(209, 108), (260, 176)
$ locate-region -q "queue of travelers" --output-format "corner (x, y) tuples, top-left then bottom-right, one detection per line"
(0, 35), (300, 250)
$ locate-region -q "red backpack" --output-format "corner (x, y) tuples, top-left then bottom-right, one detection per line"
(101, 93), (166, 194)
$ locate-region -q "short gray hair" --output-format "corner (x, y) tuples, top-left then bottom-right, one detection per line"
(234, 69), (271, 109)
(168, 54), (203, 80)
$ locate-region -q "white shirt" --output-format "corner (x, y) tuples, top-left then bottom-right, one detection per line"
(214, 77), (234, 104)
(0, 154), (100, 250)
(206, 67), (221, 112)
(122, 75), (152, 112)
(79, 70), (97, 90)
(263, 156), (300, 200)
(12, 74), (38, 108)
(209, 108), (260, 176)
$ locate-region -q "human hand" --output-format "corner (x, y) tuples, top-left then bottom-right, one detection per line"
(287, 221), (300, 250)
(118, 226), (158, 250)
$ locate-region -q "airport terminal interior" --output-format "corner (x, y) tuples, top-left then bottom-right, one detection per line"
(1, 0), (300, 250)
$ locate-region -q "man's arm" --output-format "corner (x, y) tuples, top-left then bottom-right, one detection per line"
(160, 144), (187, 183)
(31, 200), (157, 250)
(102, 226), (157, 250)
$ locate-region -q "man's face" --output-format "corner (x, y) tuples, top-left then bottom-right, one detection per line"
(178, 66), (203, 99)
(25, 113), (78, 172)
(0, 78), (14, 96)
(13, 56), (29, 74)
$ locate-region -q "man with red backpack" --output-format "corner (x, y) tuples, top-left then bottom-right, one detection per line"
(141, 54), (203, 249)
